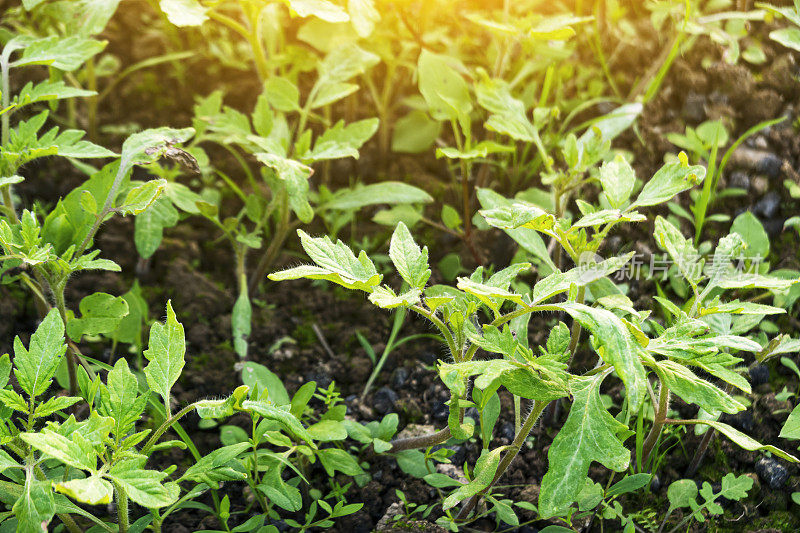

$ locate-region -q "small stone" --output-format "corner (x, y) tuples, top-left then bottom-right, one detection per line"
(417, 352), (437, 365)
(756, 154), (783, 179)
(391, 367), (409, 388)
(373, 387), (398, 415)
(682, 92), (707, 122)
(499, 422), (516, 442)
(728, 170), (750, 190)
(723, 410), (754, 432)
(754, 191), (781, 219)
(756, 457), (789, 489)
(431, 401), (449, 423)
(749, 364), (771, 386)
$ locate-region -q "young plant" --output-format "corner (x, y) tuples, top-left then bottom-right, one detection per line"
(270, 151), (799, 527)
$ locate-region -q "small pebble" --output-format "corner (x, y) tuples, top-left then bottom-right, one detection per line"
(756, 457), (789, 489)
(391, 367), (409, 388)
(373, 387), (398, 415)
(756, 154), (782, 179)
(431, 401), (449, 423)
(754, 191), (781, 219)
(727, 170), (750, 190)
(650, 474), (662, 492)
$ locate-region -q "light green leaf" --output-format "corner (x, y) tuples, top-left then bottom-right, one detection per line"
(389, 222), (431, 289)
(241, 400), (316, 447)
(654, 216), (703, 285)
(698, 419), (798, 462)
(287, 0), (350, 22)
(780, 405), (800, 440)
(556, 303), (647, 412)
(108, 462), (179, 508)
(770, 27), (800, 52)
(14, 309), (67, 398)
(160, 0), (208, 26)
(391, 110), (441, 153)
(180, 443), (249, 486)
(232, 289), (252, 359)
(21, 430), (97, 471)
(143, 302), (185, 411)
(348, 0), (379, 36)
(532, 253), (634, 304)
(55, 476), (113, 505)
(12, 36), (105, 71)
(731, 211), (769, 259)
(66, 292), (129, 341)
(118, 179), (166, 215)
(480, 202), (555, 232)
(417, 49), (472, 122)
(13, 479), (55, 533)
(316, 448), (364, 476)
(653, 360), (744, 414)
(598, 154), (636, 208)
(320, 182), (433, 211)
(368, 286), (422, 309)
(134, 197), (180, 259)
(269, 230), (381, 291)
(538, 374), (631, 518)
(255, 153), (314, 223)
(443, 447), (505, 510)
(99, 358), (148, 438)
(241, 362), (290, 405)
(631, 156), (706, 208)
(264, 77), (300, 112)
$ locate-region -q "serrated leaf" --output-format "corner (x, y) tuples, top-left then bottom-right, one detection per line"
(180, 443), (249, 487)
(12, 35), (105, 71)
(14, 309), (67, 398)
(99, 358), (148, 439)
(654, 216), (703, 285)
(538, 373), (630, 518)
(108, 462), (179, 508)
(118, 179), (166, 215)
(269, 230), (381, 291)
(21, 430), (97, 471)
(241, 400), (316, 447)
(443, 447), (505, 510)
(652, 360), (744, 414)
(631, 157), (706, 208)
(143, 302), (185, 412)
(556, 303), (647, 412)
(368, 286), (421, 309)
(389, 222), (431, 289)
(13, 479), (54, 533)
(287, 0), (350, 22)
(480, 202), (556, 232)
(255, 153), (314, 223)
(320, 182), (433, 211)
(532, 253), (634, 304)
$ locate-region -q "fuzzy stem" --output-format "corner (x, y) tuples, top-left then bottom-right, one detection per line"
(457, 400), (548, 520)
(641, 381), (670, 468)
(140, 403), (198, 455)
(113, 480), (129, 533)
(388, 427), (451, 453)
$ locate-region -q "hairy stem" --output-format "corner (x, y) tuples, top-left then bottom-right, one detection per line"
(113, 480), (130, 533)
(457, 400), (548, 520)
(388, 427), (452, 453)
(641, 380), (670, 469)
(141, 403), (198, 455)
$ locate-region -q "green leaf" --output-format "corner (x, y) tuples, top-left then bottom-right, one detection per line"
(320, 182), (433, 211)
(770, 27), (800, 52)
(264, 77), (300, 112)
(556, 303), (647, 412)
(631, 156), (706, 208)
(435, 140), (513, 160)
(317, 43), (378, 84)
(389, 222), (431, 289)
(232, 287), (252, 360)
(304, 119), (378, 163)
(598, 154), (636, 208)
(21, 430), (97, 471)
(241, 362), (290, 405)
(696, 419), (798, 462)
(479, 202), (556, 232)
(241, 400), (316, 447)
(55, 476), (113, 506)
(348, 0), (379, 36)
(731, 211), (769, 259)
(14, 309), (67, 398)
(119, 127), (194, 175)
(442, 447), (505, 510)
(33, 396), (81, 418)
(0, 353), (11, 389)
(66, 292), (129, 341)
(476, 77), (536, 142)
(780, 405), (800, 440)
(12, 81), (95, 110)
(108, 461), (179, 508)
(287, 0), (350, 22)
(417, 49), (472, 122)
(143, 301), (185, 411)
(99, 358), (148, 438)
(255, 153), (314, 223)
(118, 179), (166, 215)
(269, 230), (381, 291)
(654, 216), (703, 285)
(391, 110), (441, 153)
(316, 447), (364, 476)
(652, 360), (744, 414)
(538, 373), (631, 518)
(13, 479), (55, 533)
(532, 253), (634, 304)
(12, 35), (105, 71)
(180, 443), (249, 487)
(134, 197), (180, 259)
(667, 479), (698, 514)
(160, 0), (208, 26)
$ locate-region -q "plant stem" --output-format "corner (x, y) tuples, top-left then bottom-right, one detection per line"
(141, 403), (198, 455)
(1, 54), (19, 224)
(113, 480), (130, 533)
(456, 400), (548, 520)
(388, 427), (452, 453)
(641, 380), (670, 469)
(248, 192), (290, 293)
(53, 286), (78, 396)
